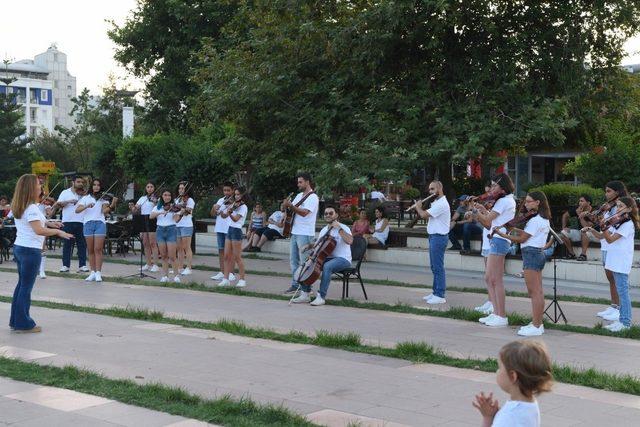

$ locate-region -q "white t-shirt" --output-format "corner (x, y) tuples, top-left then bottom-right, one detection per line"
(14, 204), (46, 249)
(57, 188), (84, 222)
(426, 196), (450, 235)
(267, 211), (285, 234)
(492, 400), (540, 427)
(373, 218), (389, 244)
(136, 195), (157, 215)
(490, 195), (516, 242)
(371, 190), (386, 201)
(291, 192), (319, 236)
(600, 206), (616, 251)
(78, 195), (109, 223)
(318, 223), (352, 262)
(228, 204), (248, 229)
(213, 197), (229, 234)
(521, 215), (550, 249)
(175, 197), (196, 228)
(604, 220), (635, 274)
(482, 227), (491, 253)
(151, 206), (178, 227)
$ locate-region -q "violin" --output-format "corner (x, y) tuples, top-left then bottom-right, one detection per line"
(489, 208), (538, 239)
(468, 188), (506, 210)
(587, 199), (617, 223)
(600, 209), (630, 229)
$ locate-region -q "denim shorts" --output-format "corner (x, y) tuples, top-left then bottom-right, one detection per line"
(177, 226), (193, 238)
(156, 225), (177, 244)
(489, 236), (511, 256)
(83, 220), (106, 237)
(216, 232), (226, 250)
(227, 227), (243, 241)
(522, 246), (546, 271)
(481, 248), (490, 257)
(601, 250), (607, 267)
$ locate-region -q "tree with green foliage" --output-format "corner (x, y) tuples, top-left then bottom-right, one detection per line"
(0, 90), (35, 196)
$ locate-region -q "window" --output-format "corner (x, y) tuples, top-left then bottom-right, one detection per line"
(30, 108), (37, 121)
(67, 85), (72, 90)
(41, 90), (48, 102)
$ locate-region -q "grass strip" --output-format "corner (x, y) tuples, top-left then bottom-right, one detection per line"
(45, 254), (640, 308)
(1, 267), (639, 340)
(1, 300), (639, 397)
(0, 357), (314, 427)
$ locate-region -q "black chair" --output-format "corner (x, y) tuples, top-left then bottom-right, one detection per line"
(333, 236), (368, 300)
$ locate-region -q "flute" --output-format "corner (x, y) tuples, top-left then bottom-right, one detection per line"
(405, 194), (436, 212)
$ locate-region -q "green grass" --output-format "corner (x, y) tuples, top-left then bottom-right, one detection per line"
(1, 299), (639, 397)
(0, 356), (315, 427)
(2, 266), (639, 340)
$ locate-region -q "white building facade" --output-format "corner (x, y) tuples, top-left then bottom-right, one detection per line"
(0, 45), (76, 136)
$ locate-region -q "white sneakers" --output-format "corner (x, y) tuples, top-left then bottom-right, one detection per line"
(149, 264), (159, 272)
(310, 295), (325, 306)
(79, 266), (90, 272)
(160, 276), (169, 283)
(173, 276), (181, 283)
(218, 279), (231, 287)
(423, 293), (446, 305)
(604, 321), (630, 332)
(39, 272), (47, 279)
(474, 301), (494, 314)
(141, 264), (150, 271)
(236, 279), (246, 288)
(211, 272), (224, 280)
(95, 271), (102, 282)
(181, 268), (192, 276)
(517, 323), (544, 336)
(292, 291), (311, 303)
(597, 306), (620, 321)
(59, 266), (70, 273)
(483, 314), (509, 327)
(85, 271), (96, 282)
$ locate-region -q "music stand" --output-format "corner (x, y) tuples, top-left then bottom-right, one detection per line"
(543, 228), (568, 324)
(123, 214), (155, 279)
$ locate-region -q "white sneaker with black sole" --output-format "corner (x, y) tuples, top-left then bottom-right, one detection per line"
(59, 266), (70, 273)
(78, 266), (90, 272)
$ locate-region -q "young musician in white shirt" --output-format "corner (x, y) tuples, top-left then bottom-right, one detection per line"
(292, 205), (353, 306)
(9, 174), (73, 333)
(472, 174), (517, 327)
(218, 187), (249, 288)
(75, 179), (118, 282)
(56, 176), (88, 273)
(493, 191), (551, 336)
(130, 181), (160, 272)
(175, 182), (196, 276)
(210, 182), (235, 282)
(582, 195), (638, 332)
(283, 172), (319, 294)
(415, 181), (451, 305)
(150, 189), (182, 283)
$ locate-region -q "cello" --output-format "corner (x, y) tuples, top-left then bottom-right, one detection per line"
(293, 229), (337, 287)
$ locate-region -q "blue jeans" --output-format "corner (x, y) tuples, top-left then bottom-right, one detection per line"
(10, 245), (41, 330)
(613, 272), (632, 327)
(301, 257), (351, 298)
(448, 222), (482, 250)
(429, 234), (448, 298)
(290, 234), (314, 287)
(62, 222), (86, 268)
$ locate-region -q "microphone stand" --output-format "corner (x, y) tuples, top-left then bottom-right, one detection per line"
(544, 227), (567, 324)
(123, 199), (156, 279)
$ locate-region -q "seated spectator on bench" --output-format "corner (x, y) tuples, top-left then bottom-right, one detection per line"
(448, 195), (482, 253)
(245, 204), (285, 252)
(351, 209), (372, 237)
(370, 187), (387, 203)
(560, 194), (595, 261)
(0, 195), (10, 218)
(244, 202), (267, 249)
(365, 207), (389, 247)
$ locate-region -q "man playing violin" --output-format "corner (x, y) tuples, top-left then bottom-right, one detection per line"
(292, 205), (353, 306)
(56, 176), (89, 273)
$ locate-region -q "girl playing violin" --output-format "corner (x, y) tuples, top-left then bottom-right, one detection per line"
(130, 181), (160, 272)
(75, 179), (118, 282)
(175, 182), (196, 276)
(150, 189), (182, 283)
(218, 187), (248, 288)
(493, 191), (551, 336)
(471, 174), (516, 328)
(582, 196), (638, 332)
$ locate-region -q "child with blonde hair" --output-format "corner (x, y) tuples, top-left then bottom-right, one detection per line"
(473, 340), (553, 426)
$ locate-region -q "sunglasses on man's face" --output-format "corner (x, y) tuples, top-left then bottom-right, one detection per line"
(324, 211), (335, 216)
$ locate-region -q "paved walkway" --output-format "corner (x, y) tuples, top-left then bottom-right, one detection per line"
(0, 271), (638, 377)
(1, 303), (639, 427)
(0, 376), (214, 426)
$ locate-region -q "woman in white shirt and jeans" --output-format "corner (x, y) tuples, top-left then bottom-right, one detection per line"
(218, 188), (249, 288)
(493, 191), (551, 336)
(583, 196), (638, 333)
(9, 174), (73, 333)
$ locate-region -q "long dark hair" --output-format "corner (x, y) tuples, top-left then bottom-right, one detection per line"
(528, 191), (551, 220)
(605, 180), (628, 198)
(492, 173), (515, 194)
(618, 196), (639, 229)
(90, 178), (103, 198)
(156, 189), (173, 209)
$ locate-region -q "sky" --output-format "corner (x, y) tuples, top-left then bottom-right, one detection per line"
(1, 1), (640, 96)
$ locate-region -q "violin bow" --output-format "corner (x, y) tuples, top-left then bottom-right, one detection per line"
(96, 180), (119, 203)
